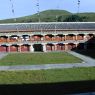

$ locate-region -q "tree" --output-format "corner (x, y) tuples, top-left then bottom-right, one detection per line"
(58, 15), (88, 22)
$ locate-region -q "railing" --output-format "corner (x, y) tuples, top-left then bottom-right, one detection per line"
(0, 40), (87, 45)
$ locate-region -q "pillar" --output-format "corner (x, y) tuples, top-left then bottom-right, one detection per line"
(8, 45), (10, 52)
(73, 35), (75, 40)
(64, 35), (67, 41)
(43, 44), (46, 52)
(75, 43), (78, 50)
(41, 35), (44, 41)
(41, 37), (43, 41)
(18, 36), (22, 42)
(43, 35), (46, 41)
(7, 36), (10, 42)
(84, 34), (87, 41)
(75, 44), (78, 48)
(54, 43), (57, 51)
(75, 35), (77, 41)
(18, 45), (21, 52)
(65, 44), (68, 51)
(30, 44), (34, 52)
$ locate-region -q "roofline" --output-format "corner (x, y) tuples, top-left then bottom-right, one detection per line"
(0, 22), (95, 25)
(0, 29), (95, 33)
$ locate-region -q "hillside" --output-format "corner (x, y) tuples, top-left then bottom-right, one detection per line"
(0, 10), (71, 23)
(78, 13), (95, 21)
(0, 10), (95, 23)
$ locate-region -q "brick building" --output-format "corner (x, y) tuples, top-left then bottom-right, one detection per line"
(0, 22), (95, 52)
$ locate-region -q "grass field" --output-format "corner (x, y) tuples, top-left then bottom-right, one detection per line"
(0, 52), (82, 65)
(0, 67), (94, 84)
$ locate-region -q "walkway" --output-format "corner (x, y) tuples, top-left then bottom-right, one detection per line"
(0, 53), (8, 59)
(0, 52), (95, 71)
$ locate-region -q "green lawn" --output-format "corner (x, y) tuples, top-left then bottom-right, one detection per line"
(0, 52), (82, 65)
(0, 67), (94, 84)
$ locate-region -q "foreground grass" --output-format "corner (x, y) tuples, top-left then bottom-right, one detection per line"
(0, 52), (82, 65)
(0, 67), (95, 84)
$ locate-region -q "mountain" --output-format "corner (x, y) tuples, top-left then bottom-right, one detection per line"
(0, 10), (95, 23)
(0, 10), (71, 23)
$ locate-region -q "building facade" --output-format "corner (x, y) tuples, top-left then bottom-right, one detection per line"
(0, 22), (95, 52)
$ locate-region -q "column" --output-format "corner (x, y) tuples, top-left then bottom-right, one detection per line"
(30, 35), (33, 41)
(54, 43), (57, 51)
(84, 34), (87, 41)
(43, 44), (46, 52)
(43, 35), (45, 41)
(65, 44), (68, 51)
(73, 35), (75, 40)
(75, 43), (78, 50)
(41, 35), (44, 41)
(7, 36), (10, 42)
(18, 45), (21, 52)
(18, 36), (22, 42)
(30, 44), (34, 52)
(64, 35), (67, 41)
(75, 35), (77, 41)
(53, 34), (56, 41)
(8, 45), (10, 52)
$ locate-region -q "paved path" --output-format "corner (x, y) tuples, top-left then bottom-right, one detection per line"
(0, 52), (95, 71)
(0, 53), (8, 59)
(0, 62), (94, 71)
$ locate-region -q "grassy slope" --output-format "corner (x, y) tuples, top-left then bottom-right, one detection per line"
(79, 13), (95, 21)
(0, 10), (95, 23)
(0, 52), (82, 65)
(0, 67), (94, 84)
(0, 10), (71, 23)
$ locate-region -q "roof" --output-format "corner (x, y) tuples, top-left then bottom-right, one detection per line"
(0, 22), (95, 31)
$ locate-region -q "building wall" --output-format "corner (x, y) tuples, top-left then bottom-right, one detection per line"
(0, 30), (94, 52)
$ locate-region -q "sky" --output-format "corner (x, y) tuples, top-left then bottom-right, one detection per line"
(0, 0), (95, 20)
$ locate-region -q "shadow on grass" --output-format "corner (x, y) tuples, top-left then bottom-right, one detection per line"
(72, 36), (95, 59)
(74, 50), (95, 59)
(0, 80), (95, 95)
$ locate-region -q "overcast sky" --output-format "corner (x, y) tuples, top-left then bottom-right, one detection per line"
(0, 0), (95, 20)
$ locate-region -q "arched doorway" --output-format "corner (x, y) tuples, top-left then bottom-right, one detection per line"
(0, 45), (8, 52)
(0, 36), (8, 42)
(21, 44), (30, 52)
(33, 44), (43, 52)
(67, 43), (76, 50)
(10, 35), (18, 42)
(56, 43), (65, 51)
(21, 35), (30, 41)
(46, 44), (55, 51)
(56, 34), (65, 41)
(10, 44), (19, 52)
(33, 35), (43, 41)
(87, 34), (94, 40)
(66, 34), (75, 40)
(45, 34), (54, 41)
(77, 34), (84, 40)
